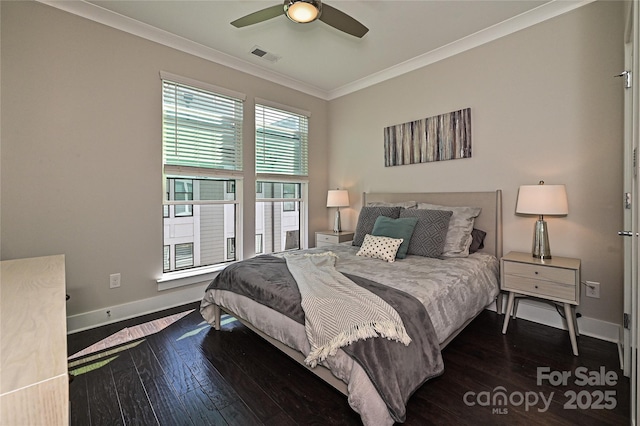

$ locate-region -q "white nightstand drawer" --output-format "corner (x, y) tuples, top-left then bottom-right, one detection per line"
(315, 231), (354, 247)
(317, 234), (339, 244)
(503, 274), (576, 301)
(503, 261), (576, 286)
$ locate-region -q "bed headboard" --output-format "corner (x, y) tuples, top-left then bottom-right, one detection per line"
(362, 190), (503, 259)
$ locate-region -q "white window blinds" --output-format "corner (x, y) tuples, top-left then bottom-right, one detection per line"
(255, 104), (308, 176)
(163, 80), (243, 171)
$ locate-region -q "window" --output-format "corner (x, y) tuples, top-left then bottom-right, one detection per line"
(162, 74), (244, 274)
(256, 182), (303, 253)
(164, 177), (237, 271)
(226, 237), (236, 260)
(255, 103), (308, 176)
(163, 246), (170, 272)
(175, 243), (194, 269)
(283, 183), (297, 212)
(256, 234), (263, 254)
(173, 179), (193, 217)
(162, 78), (243, 171)
(255, 102), (309, 256)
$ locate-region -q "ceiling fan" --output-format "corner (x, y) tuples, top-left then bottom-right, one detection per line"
(231, 0), (369, 38)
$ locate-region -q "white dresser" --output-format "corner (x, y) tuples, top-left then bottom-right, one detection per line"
(1, 255), (69, 425)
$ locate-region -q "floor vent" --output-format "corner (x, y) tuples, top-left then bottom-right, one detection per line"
(250, 45), (281, 63)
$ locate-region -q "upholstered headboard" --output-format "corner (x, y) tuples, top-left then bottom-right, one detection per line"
(362, 190), (503, 259)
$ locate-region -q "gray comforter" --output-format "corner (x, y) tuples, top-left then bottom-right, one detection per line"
(204, 254), (444, 422)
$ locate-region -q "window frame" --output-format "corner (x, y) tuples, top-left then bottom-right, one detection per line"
(255, 99), (310, 256)
(159, 176), (243, 290)
(255, 178), (308, 254)
(255, 234), (264, 254)
(159, 72), (246, 288)
(157, 78), (312, 289)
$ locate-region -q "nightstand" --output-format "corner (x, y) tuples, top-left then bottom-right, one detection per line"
(500, 251), (581, 356)
(315, 230), (354, 247)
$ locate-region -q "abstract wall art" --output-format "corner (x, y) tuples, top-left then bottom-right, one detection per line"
(383, 108), (471, 167)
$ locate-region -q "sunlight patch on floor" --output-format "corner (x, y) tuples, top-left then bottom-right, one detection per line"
(68, 310), (194, 362)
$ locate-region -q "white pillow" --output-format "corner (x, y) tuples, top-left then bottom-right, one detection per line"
(356, 234), (404, 263)
(417, 203), (481, 258)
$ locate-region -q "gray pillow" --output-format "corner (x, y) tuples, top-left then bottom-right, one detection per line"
(469, 228), (487, 253)
(400, 209), (453, 258)
(352, 206), (402, 246)
(417, 203), (481, 258)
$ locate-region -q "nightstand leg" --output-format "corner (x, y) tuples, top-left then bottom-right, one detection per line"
(512, 298), (519, 319)
(572, 306), (580, 337)
(502, 292), (516, 334)
(564, 303), (579, 356)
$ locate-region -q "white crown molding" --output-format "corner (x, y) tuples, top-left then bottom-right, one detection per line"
(37, 0), (328, 99)
(38, 0), (593, 101)
(328, 0), (596, 100)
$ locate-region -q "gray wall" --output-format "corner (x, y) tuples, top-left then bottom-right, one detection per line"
(0, 1), (329, 316)
(327, 0), (624, 324)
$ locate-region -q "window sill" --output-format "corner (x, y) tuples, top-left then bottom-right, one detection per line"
(157, 263), (231, 291)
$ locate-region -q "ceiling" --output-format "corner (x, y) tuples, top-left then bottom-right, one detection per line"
(42, 0), (591, 100)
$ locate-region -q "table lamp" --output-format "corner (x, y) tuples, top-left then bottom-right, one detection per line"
(516, 181), (568, 259)
(327, 189), (349, 233)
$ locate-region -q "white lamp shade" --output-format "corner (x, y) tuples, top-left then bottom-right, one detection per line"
(516, 184), (568, 215)
(327, 190), (349, 208)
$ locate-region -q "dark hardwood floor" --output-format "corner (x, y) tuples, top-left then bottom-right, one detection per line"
(68, 303), (629, 425)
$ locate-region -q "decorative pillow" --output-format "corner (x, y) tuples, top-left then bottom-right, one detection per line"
(356, 234), (404, 263)
(371, 216), (418, 259)
(417, 203), (481, 258)
(469, 228), (487, 254)
(352, 206), (402, 246)
(366, 200), (417, 209)
(399, 209), (453, 258)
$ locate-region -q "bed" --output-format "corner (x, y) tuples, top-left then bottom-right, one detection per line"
(200, 190), (503, 425)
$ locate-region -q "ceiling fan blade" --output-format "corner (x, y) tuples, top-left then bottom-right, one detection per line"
(231, 5), (283, 28)
(319, 3), (368, 38)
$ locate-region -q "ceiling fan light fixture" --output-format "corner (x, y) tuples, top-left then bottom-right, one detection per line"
(284, 0), (321, 23)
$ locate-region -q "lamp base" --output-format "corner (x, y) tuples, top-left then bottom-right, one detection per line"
(333, 209), (342, 233)
(532, 219), (551, 259)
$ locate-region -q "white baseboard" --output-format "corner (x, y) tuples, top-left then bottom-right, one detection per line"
(617, 341), (624, 371)
(66, 283), (209, 334)
(68, 285), (622, 345)
(488, 298), (621, 344)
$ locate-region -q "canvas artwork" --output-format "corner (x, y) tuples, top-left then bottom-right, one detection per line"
(384, 108), (471, 167)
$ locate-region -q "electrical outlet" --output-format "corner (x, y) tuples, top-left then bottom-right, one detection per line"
(585, 281), (600, 298)
(110, 273), (121, 289)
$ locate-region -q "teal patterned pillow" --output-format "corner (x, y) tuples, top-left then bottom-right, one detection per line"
(400, 209), (453, 258)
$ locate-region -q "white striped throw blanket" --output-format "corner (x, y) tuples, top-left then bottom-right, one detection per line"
(283, 251), (411, 367)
